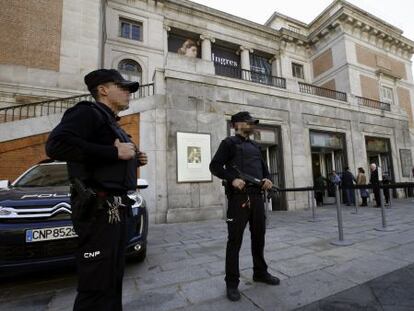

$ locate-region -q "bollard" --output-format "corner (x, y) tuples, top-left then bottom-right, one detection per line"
(308, 190), (320, 222)
(374, 186), (395, 232)
(351, 188), (358, 214)
(331, 185), (353, 246)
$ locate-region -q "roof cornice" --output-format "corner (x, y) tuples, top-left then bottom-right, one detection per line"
(164, 0), (281, 39)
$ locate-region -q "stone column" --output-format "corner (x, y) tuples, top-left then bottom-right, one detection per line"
(270, 51), (282, 77)
(200, 34), (215, 61)
(163, 25), (171, 61)
(239, 46), (252, 80)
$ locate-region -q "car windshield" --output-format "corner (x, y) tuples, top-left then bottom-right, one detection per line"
(13, 164), (70, 187)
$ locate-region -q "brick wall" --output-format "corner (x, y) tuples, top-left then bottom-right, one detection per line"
(355, 44), (407, 80)
(360, 75), (380, 100)
(397, 87), (413, 128)
(0, 0), (63, 71)
(320, 79), (336, 90)
(0, 113), (140, 182)
(312, 48), (333, 78)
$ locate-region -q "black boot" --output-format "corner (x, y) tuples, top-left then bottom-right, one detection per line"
(253, 273), (280, 285)
(226, 287), (241, 301)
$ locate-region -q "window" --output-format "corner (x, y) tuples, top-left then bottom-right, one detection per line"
(380, 85), (394, 104)
(119, 18), (142, 41)
(118, 59), (142, 84)
(292, 62), (304, 79)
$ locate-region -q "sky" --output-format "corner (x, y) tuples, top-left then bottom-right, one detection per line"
(191, 0), (414, 43)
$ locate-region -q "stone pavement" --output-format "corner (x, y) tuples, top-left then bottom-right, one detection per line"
(1, 199), (414, 311)
(296, 263), (414, 310)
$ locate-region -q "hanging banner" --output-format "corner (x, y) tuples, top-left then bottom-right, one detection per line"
(168, 33), (200, 58)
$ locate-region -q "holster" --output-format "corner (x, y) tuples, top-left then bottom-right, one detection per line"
(70, 178), (98, 222)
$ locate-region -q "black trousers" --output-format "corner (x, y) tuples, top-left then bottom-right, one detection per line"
(373, 185), (381, 207)
(225, 193), (268, 288)
(72, 204), (128, 311)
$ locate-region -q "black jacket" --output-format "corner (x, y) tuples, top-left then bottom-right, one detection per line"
(46, 101), (142, 192)
(209, 135), (271, 183)
(370, 169), (379, 185)
(341, 170), (355, 188)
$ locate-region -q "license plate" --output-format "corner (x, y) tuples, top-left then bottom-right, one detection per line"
(25, 226), (78, 243)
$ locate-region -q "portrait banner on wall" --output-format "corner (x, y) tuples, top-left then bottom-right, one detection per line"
(176, 132), (212, 182)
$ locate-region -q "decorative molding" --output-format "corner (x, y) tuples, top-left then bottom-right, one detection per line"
(200, 34), (215, 43)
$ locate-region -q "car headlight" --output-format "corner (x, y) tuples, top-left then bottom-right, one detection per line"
(127, 192), (143, 209)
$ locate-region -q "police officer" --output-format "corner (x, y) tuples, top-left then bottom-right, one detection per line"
(46, 69), (148, 311)
(209, 111), (279, 302)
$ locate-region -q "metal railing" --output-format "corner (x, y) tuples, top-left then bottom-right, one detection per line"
(0, 94), (92, 123)
(0, 83), (154, 123)
(214, 64), (286, 89)
(298, 82), (347, 102)
(356, 96), (391, 111)
(132, 83), (154, 99)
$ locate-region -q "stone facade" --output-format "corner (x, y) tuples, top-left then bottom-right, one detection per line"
(1, 0), (414, 224)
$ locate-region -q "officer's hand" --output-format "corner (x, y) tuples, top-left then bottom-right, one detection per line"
(261, 178), (273, 191)
(114, 139), (136, 160)
(137, 152), (148, 166)
(232, 178), (245, 190)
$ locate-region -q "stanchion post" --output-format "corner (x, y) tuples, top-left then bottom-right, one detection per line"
(388, 186), (392, 209)
(308, 190), (321, 222)
(351, 187), (358, 214)
(331, 185), (353, 246)
(374, 184), (395, 232)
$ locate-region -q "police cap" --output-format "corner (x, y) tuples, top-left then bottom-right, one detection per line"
(84, 69), (139, 93)
(230, 111), (259, 124)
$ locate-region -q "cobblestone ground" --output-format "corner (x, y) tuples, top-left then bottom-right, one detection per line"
(1, 199), (414, 310)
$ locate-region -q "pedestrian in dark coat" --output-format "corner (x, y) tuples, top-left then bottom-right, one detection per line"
(370, 163), (381, 207)
(342, 167), (356, 205)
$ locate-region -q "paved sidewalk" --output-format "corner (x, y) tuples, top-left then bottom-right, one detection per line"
(1, 199), (414, 310)
(296, 262), (414, 310)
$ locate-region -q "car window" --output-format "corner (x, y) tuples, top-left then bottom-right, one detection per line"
(14, 164), (70, 187)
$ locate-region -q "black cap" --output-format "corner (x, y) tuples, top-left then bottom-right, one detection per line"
(84, 69), (139, 93)
(230, 111), (259, 124)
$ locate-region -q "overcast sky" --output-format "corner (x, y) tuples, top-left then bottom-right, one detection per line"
(191, 0), (414, 43)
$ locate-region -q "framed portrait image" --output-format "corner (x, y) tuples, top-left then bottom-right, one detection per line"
(176, 132), (212, 182)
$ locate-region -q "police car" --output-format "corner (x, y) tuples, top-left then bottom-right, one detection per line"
(0, 161), (148, 275)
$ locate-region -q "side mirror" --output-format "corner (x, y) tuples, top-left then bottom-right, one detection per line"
(137, 179), (149, 189)
(0, 180), (10, 189)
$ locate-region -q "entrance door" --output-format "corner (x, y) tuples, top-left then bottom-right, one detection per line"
(312, 153), (321, 178)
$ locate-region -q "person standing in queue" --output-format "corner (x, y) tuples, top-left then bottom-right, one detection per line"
(370, 163), (381, 207)
(209, 111), (280, 302)
(46, 69), (148, 311)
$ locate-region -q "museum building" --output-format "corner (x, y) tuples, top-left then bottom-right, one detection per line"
(0, 0), (413, 223)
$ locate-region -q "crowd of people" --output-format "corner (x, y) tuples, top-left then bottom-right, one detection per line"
(313, 163), (394, 208)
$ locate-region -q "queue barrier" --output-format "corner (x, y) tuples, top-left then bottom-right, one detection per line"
(276, 182), (414, 247)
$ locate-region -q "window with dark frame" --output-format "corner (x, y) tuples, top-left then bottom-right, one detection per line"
(119, 18), (142, 41)
(292, 62), (304, 79)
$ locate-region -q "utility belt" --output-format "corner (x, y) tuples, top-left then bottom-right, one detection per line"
(70, 179), (131, 223)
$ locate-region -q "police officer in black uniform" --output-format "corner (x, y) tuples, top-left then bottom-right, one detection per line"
(46, 69), (148, 311)
(209, 111), (280, 302)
